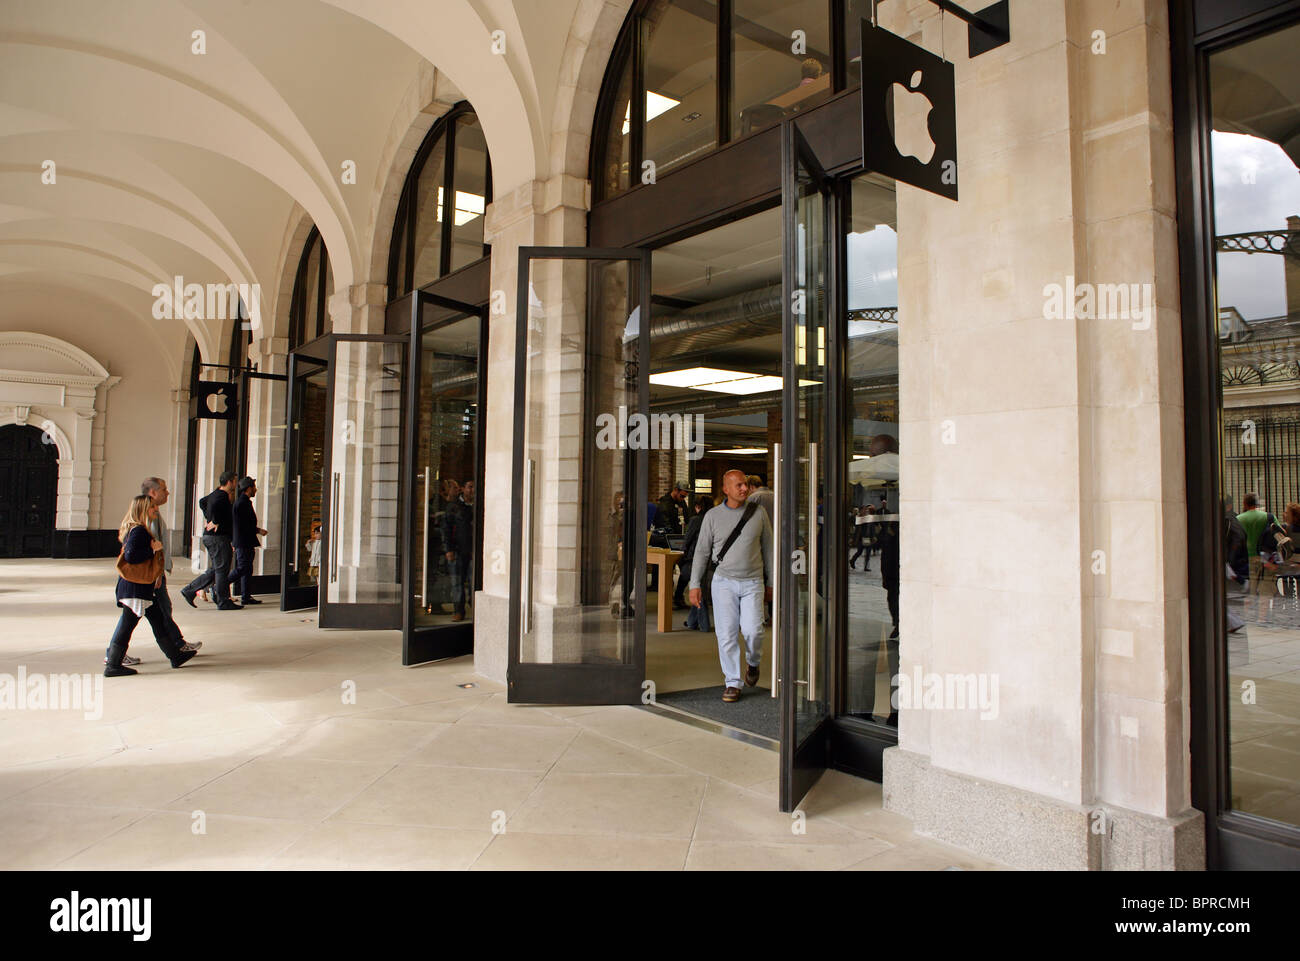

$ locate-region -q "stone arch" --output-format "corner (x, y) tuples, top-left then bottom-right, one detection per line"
(549, 0), (637, 187)
(0, 331), (117, 529)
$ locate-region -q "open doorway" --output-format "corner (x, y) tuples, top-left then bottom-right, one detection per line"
(646, 206), (784, 740)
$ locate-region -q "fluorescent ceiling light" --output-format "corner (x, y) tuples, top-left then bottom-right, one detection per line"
(650, 367), (820, 394)
(708, 448), (768, 455)
(436, 188), (486, 226)
(623, 92), (682, 134)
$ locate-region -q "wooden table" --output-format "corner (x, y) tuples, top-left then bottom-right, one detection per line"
(646, 547), (684, 633)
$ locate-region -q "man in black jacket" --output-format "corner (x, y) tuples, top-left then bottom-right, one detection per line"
(440, 480), (475, 621)
(181, 469), (239, 610)
(232, 476), (267, 605)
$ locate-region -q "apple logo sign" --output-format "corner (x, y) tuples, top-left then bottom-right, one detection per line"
(206, 389), (229, 415)
(890, 69), (936, 165)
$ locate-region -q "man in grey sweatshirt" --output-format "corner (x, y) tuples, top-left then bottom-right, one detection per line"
(689, 470), (773, 702)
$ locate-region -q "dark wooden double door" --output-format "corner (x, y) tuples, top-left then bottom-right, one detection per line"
(0, 425), (58, 558)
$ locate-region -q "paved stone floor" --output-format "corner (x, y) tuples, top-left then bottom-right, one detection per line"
(0, 558), (1008, 870)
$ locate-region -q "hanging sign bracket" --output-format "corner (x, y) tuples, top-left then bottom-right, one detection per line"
(922, 0), (1010, 57)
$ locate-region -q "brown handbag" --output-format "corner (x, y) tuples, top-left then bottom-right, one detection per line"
(116, 525), (165, 585)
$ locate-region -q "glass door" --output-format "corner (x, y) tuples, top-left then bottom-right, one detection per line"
(319, 334), (408, 630)
(780, 120), (835, 810)
(508, 247), (650, 703)
(402, 291), (487, 664)
(280, 346), (329, 611)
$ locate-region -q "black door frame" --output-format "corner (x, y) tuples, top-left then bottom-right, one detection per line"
(507, 246), (651, 704)
(1172, 0), (1300, 869)
(279, 342), (329, 612)
(318, 332), (409, 631)
(401, 290), (489, 665)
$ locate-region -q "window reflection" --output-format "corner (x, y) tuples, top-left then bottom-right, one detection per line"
(1210, 20), (1300, 828)
(844, 173), (900, 725)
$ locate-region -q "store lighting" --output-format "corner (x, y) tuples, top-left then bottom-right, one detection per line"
(436, 188), (486, 226)
(708, 448), (768, 455)
(623, 91), (682, 134)
(650, 367), (821, 394)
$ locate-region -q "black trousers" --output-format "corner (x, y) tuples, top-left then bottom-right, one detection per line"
(186, 534), (232, 602)
(233, 546), (256, 601)
(154, 575), (185, 647)
(105, 601), (183, 665)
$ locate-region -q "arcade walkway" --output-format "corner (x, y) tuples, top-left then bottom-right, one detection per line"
(0, 559), (1006, 871)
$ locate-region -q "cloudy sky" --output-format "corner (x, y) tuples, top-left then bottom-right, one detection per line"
(1213, 130), (1300, 322)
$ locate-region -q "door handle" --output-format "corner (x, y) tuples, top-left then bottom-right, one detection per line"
(771, 442), (780, 699)
(292, 475), (301, 572)
(421, 467), (430, 606)
(521, 458), (535, 634)
(329, 471), (340, 584)
(807, 442), (818, 702)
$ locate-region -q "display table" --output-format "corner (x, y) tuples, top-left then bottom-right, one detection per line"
(646, 547), (684, 633)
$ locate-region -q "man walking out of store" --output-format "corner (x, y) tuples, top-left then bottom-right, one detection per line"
(232, 476), (267, 605)
(181, 470), (240, 610)
(689, 469), (772, 702)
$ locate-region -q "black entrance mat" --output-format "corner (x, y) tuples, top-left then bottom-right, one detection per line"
(656, 685), (778, 740)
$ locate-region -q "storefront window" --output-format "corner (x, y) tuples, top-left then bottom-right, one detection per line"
(1209, 19), (1300, 828)
(289, 227), (332, 349)
(843, 173), (899, 723)
(733, 0), (832, 137)
(389, 105), (492, 297)
(643, 0), (718, 177)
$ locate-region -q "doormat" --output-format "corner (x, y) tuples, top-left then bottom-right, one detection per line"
(656, 685), (778, 741)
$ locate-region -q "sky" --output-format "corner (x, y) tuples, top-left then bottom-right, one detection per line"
(1212, 130), (1300, 323)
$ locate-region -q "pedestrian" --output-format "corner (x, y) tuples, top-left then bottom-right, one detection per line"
(307, 518), (322, 582)
(441, 479), (475, 621)
(688, 469), (772, 702)
(682, 494), (713, 631)
(135, 477), (201, 662)
(747, 475), (774, 525)
(104, 495), (197, 676)
(181, 470), (240, 610)
(232, 476), (267, 605)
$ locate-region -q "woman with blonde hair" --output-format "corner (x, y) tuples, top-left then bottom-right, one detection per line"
(104, 495), (196, 676)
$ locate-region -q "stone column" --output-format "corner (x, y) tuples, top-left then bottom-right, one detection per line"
(877, 0), (1200, 869)
(475, 175), (592, 684)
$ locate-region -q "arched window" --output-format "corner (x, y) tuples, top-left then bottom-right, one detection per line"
(593, 0), (867, 202)
(388, 102), (492, 298)
(289, 227), (332, 349)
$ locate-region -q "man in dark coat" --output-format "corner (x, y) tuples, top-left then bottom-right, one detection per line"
(232, 476), (267, 605)
(182, 470), (239, 610)
(441, 479), (475, 621)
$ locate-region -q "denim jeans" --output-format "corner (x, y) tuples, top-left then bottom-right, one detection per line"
(186, 534), (232, 602)
(710, 574), (764, 689)
(105, 601), (182, 664)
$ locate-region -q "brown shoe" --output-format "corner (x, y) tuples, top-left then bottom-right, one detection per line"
(744, 664), (760, 687)
(451, 612), (465, 622)
(722, 687), (740, 702)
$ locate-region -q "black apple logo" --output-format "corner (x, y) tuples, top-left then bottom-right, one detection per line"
(891, 69), (936, 164)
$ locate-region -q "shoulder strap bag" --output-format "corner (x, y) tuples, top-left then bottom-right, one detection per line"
(116, 525), (165, 585)
(701, 502), (759, 608)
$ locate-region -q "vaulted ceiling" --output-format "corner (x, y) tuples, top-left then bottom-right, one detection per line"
(0, 0), (587, 375)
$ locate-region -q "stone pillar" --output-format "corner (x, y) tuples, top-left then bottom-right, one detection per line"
(474, 175), (592, 684)
(877, 0), (1201, 869)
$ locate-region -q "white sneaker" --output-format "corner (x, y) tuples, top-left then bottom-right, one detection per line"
(104, 654), (142, 666)
(180, 641), (202, 653)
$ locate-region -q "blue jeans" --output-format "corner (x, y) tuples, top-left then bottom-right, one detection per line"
(186, 534), (232, 602)
(710, 574), (764, 689)
(154, 575), (185, 647)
